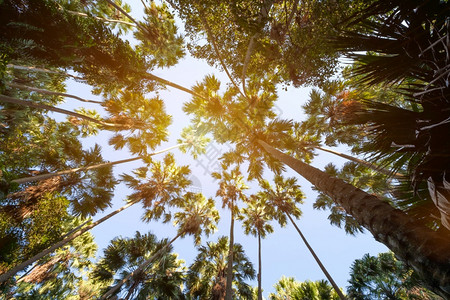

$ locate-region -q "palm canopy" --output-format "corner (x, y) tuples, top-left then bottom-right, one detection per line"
(185, 236), (256, 300)
(347, 252), (440, 299)
(172, 192), (220, 245)
(258, 175), (304, 227)
(103, 91), (172, 155)
(121, 153), (191, 222)
(333, 0), (450, 228)
(212, 165), (249, 210)
(239, 195), (274, 239)
(184, 75), (296, 180)
(90, 231), (185, 300)
(270, 276), (341, 300)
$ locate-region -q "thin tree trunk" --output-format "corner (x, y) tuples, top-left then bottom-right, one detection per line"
(7, 82), (103, 104)
(143, 73), (207, 100)
(241, 0), (274, 95)
(0, 200), (139, 283)
(100, 233), (182, 300)
(257, 140), (450, 298)
(315, 146), (404, 179)
(7, 64), (84, 81)
(286, 213), (346, 300)
(257, 232), (262, 300)
(59, 219), (91, 240)
(64, 9), (135, 26)
(225, 204), (235, 300)
(12, 144), (185, 184)
(199, 14), (246, 100)
(0, 94), (119, 128)
(103, 0), (146, 33)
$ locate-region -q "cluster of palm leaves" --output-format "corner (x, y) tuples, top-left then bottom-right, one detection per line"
(333, 0), (450, 229)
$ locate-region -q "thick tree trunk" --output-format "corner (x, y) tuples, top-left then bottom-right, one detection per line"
(0, 94), (119, 128)
(12, 144), (185, 184)
(257, 233), (262, 300)
(315, 146), (404, 179)
(286, 213), (346, 300)
(0, 200), (139, 284)
(225, 205), (235, 300)
(100, 233), (181, 300)
(258, 140), (450, 298)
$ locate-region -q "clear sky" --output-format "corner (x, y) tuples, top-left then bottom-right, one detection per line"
(63, 1), (389, 297)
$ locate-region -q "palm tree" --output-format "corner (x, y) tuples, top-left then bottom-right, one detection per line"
(13, 125), (208, 184)
(0, 94), (121, 128)
(12, 145), (184, 185)
(90, 231), (185, 300)
(7, 82), (103, 104)
(332, 0), (450, 230)
(100, 192), (220, 299)
(181, 51), (450, 296)
(11, 218), (98, 298)
(270, 276), (341, 300)
(185, 236), (255, 300)
(259, 174), (346, 300)
(238, 194), (274, 300)
(0, 153), (191, 284)
(212, 165), (249, 300)
(347, 252), (440, 300)
(257, 140), (450, 298)
(312, 162), (393, 235)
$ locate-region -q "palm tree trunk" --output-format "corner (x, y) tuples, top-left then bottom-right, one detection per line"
(257, 140), (450, 298)
(7, 64), (84, 80)
(103, 0), (143, 31)
(124, 279), (139, 300)
(143, 73), (206, 100)
(286, 213), (346, 300)
(0, 94), (119, 128)
(64, 9), (135, 26)
(100, 233), (182, 300)
(7, 82), (103, 104)
(12, 144), (185, 184)
(241, 0), (274, 95)
(225, 203), (235, 300)
(0, 200), (139, 284)
(199, 14), (245, 99)
(315, 146), (404, 179)
(257, 232), (262, 300)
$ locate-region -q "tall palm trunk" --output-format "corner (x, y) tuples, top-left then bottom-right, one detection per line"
(258, 140), (450, 298)
(286, 213), (346, 300)
(100, 233), (182, 300)
(0, 94), (119, 128)
(257, 232), (262, 300)
(315, 146), (404, 179)
(12, 144), (185, 184)
(225, 201), (235, 300)
(7, 82), (103, 104)
(0, 200), (139, 284)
